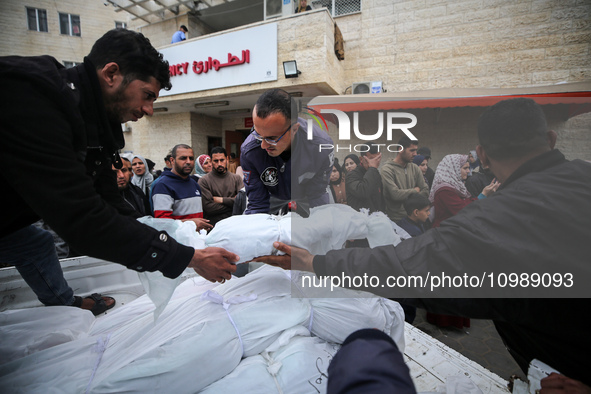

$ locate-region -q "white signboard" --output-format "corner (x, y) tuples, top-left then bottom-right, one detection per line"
(159, 23), (278, 96)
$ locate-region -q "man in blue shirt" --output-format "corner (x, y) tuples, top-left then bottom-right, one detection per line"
(171, 25), (188, 43)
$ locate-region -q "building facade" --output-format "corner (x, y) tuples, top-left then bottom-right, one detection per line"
(1, 0), (590, 168)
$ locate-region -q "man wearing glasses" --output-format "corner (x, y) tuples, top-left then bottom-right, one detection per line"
(240, 89), (333, 214)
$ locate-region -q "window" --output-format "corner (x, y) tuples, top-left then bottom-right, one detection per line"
(311, 0), (361, 17)
(115, 21), (127, 29)
(63, 61), (82, 68)
(27, 7), (48, 32)
(59, 13), (81, 36)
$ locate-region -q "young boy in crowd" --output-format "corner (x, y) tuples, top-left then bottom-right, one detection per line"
(396, 194), (431, 237)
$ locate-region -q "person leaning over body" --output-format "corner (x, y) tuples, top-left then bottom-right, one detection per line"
(0, 29), (238, 317)
(256, 98), (591, 385)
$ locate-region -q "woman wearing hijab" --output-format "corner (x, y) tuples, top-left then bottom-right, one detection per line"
(193, 154), (212, 180)
(427, 154), (499, 328)
(131, 155), (154, 196)
(329, 159), (347, 205)
(412, 154), (430, 190)
(343, 154), (360, 174)
(468, 150), (481, 173)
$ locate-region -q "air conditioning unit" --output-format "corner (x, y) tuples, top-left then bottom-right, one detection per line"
(352, 81), (383, 94)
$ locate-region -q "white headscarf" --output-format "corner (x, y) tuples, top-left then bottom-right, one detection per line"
(429, 154), (470, 202)
(131, 155), (154, 193)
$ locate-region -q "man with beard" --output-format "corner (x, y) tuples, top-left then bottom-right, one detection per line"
(0, 29), (238, 316)
(112, 157), (151, 216)
(152, 144), (213, 232)
(198, 147), (244, 227)
(381, 135), (429, 222)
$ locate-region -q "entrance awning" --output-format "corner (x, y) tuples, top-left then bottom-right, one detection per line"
(307, 82), (591, 119)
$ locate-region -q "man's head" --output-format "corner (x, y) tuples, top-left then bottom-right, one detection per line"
(171, 144), (195, 178)
(252, 89), (298, 157)
(88, 29), (171, 124)
(180, 25), (188, 33)
(113, 157), (133, 191)
(417, 146), (431, 161)
(395, 136), (419, 165)
(360, 145), (380, 170)
(164, 153), (173, 169)
(404, 194), (431, 223)
(476, 98), (556, 182)
(211, 146), (228, 175)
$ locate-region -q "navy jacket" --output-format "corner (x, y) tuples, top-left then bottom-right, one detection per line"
(240, 117), (333, 214)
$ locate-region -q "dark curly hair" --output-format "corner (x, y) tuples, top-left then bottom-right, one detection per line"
(87, 28), (171, 91)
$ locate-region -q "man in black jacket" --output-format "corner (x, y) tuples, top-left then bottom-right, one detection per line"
(345, 146), (384, 214)
(261, 98), (591, 385)
(0, 29), (237, 314)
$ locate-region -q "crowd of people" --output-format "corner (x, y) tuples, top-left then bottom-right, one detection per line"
(2, 26), (588, 393)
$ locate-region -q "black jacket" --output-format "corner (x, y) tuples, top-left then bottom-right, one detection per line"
(0, 56), (193, 278)
(121, 184), (151, 217)
(315, 150), (591, 383)
(345, 166), (384, 214)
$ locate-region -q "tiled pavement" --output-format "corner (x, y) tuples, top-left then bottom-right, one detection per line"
(413, 308), (526, 382)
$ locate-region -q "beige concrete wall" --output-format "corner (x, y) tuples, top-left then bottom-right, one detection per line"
(123, 112), (192, 162)
(0, 0), (125, 60)
(191, 113), (223, 156)
(336, 0), (591, 92)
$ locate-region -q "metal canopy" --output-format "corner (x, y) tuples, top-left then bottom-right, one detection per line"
(107, 0), (221, 24)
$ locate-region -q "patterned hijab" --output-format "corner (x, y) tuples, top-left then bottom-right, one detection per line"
(429, 154), (470, 202)
(131, 155), (154, 193)
(194, 154), (211, 178)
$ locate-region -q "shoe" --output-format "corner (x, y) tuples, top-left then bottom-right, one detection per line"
(71, 293), (116, 316)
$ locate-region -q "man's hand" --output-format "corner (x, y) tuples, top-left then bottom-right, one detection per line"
(253, 242), (315, 272)
(414, 187), (421, 193)
(213, 196), (223, 204)
(362, 153), (382, 169)
(540, 373), (591, 394)
(189, 247), (239, 283)
(182, 217), (213, 232)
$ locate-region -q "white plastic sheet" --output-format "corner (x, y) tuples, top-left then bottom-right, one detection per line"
(0, 266), (405, 393)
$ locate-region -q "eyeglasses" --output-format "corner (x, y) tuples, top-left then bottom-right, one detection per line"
(251, 123), (295, 146)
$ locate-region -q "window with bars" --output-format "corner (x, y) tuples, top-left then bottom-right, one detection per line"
(311, 0), (361, 17)
(115, 21), (127, 29)
(59, 13), (81, 36)
(27, 7), (48, 32)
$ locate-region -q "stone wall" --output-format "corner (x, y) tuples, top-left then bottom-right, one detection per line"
(336, 0), (591, 92)
(0, 0), (124, 61)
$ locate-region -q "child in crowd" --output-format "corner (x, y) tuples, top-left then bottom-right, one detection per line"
(397, 194), (431, 237)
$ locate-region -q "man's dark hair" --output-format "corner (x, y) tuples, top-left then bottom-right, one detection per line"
(255, 89), (293, 120)
(121, 157), (131, 164)
(478, 98), (548, 160)
(180, 25), (188, 32)
(211, 146), (227, 156)
(87, 28), (172, 91)
(230, 152), (236, 159)
(361, 144), (380, 156)
(398, 135), (419, 149)
(171, 144), (193, 158)
(164, 153), (173, 162)
(403, 194), (430, 216)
